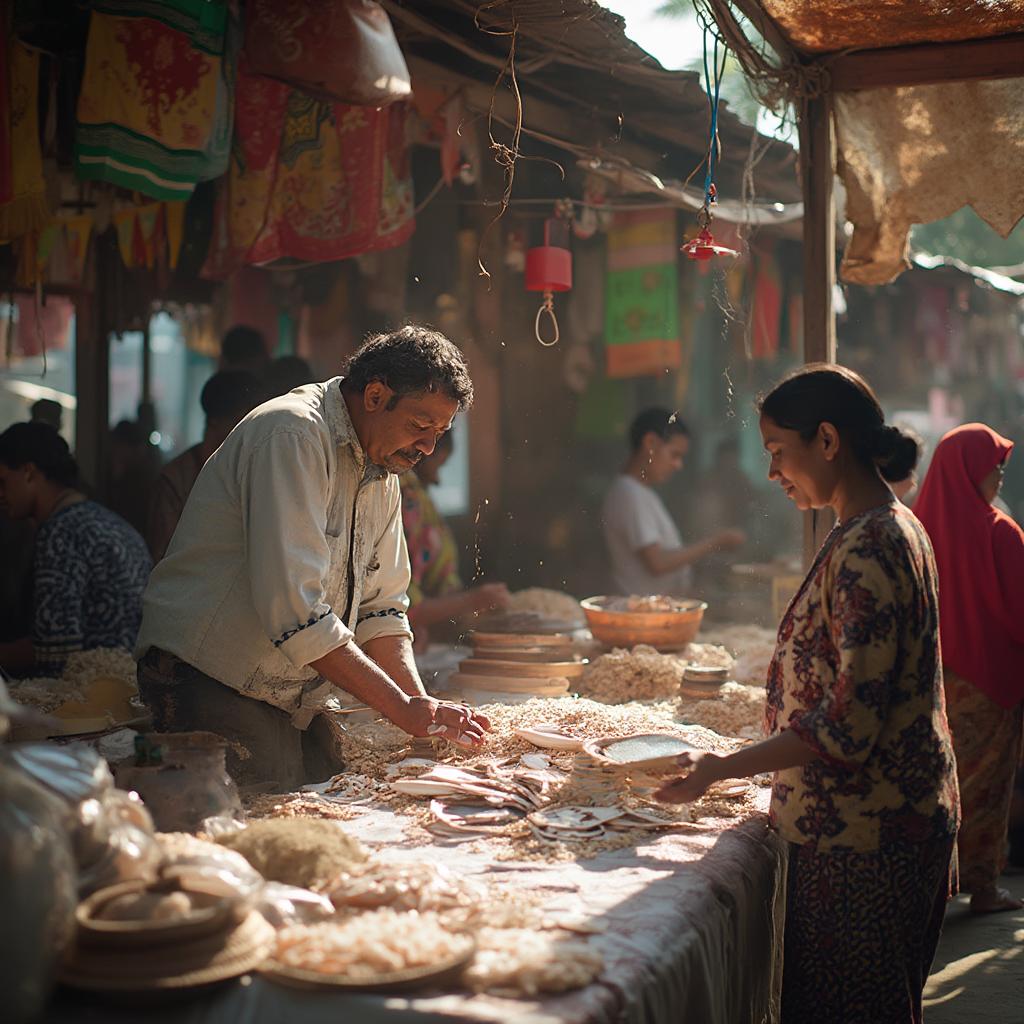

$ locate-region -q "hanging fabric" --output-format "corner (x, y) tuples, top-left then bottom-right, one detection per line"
(112, 202), (187, 271)
(0, 39), (50, 241)
(74, 0), (235, 201)
(202, 63), (414, 279)
(244, 0), (410, 107)
(604, 208), (682, 379)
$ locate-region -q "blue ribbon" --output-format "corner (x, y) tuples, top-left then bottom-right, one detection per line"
(701, 34), (729, 208)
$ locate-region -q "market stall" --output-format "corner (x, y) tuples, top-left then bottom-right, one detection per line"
(43, 804), (784, 1024)
(6, 611), (784, 1024)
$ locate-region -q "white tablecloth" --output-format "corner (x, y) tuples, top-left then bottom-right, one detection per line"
(45, 794), (786, 1024)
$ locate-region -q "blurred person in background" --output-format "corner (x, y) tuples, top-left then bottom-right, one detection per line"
(30, 399), (63, 433)
(107, 418), (160, 536)
(915, 422), (1024, 913)
(400, 429), (509, 651)
(0, 423), (151, 677)
(602, 408), (745, 597)
(147, 370), (261, 561)
(220, 324), (269, 377)
(264, 354), (314, 400)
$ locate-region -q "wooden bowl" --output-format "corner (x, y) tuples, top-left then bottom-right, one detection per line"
(76, 881), (238, 949)
(580, 596), (707, 650)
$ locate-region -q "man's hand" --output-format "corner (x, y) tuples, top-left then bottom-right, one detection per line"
(393, 696), (492, 749)
(654, 750), (725, 803)
(708, 528), (746, 552)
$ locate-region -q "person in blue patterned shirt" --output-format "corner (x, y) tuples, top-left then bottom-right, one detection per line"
(0, 422), (151, 677)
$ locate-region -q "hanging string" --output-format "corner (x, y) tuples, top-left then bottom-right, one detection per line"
(700, 30), (729, 223)
(534, 291), (559, 347)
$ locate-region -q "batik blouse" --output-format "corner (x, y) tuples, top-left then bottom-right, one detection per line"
(400, 471), (462, 606)
(766, 501), (959, 852)
(34, 500), (152, 675)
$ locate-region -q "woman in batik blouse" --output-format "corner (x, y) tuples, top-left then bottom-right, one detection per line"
(656, 364), (959, 1024)
(0, 423), (151, 677)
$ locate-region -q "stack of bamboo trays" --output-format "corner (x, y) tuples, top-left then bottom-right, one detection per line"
(452, 631), (584, 703)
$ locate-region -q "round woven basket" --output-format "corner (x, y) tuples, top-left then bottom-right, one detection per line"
(581, 597), (707, 650)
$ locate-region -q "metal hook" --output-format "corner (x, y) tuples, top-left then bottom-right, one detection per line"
(535, 292), (559, 347)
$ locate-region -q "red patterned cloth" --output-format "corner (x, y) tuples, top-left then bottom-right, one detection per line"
(202, 64), (414, 279)
(944, 667), (1024, 893)
(914, 423), (1024, 709)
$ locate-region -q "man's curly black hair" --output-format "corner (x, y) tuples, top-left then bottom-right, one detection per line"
(344, 325), (473, 411)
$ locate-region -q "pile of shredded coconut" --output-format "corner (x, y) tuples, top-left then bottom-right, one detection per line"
(702, 625), (777, 688)
(8, 647), (137, 712)
(506, 588), (585, 625)
(579, 646), (685, 703)
(273, 912), (474, 978)
(678, 681), (767, 740)
(464, 928), (603, 995)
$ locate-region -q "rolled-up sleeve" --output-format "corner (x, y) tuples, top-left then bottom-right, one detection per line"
(356, 483), (414, 646)
(240, 430), (353, 667)
(789, 559), (897, 766)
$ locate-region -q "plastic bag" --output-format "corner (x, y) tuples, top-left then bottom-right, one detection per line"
(0, 757), (77, 1024)
(155, 831), (263, 904)
(257, 882), (336, 929)
(7, 742), (160, 894)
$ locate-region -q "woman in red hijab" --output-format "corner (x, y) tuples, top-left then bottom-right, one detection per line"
(915, 423), (1024, 913)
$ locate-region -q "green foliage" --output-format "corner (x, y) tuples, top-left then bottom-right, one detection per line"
(655, 0), (694, 15)
(911, 207), (1024, 270)
(651, 1), (772, 128)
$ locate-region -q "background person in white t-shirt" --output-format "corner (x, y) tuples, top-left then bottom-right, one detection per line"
(602, 408), (746, 596)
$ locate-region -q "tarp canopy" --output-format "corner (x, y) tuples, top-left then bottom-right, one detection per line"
(757, 0), (1024, 54)
(719, 0), (1024, 284)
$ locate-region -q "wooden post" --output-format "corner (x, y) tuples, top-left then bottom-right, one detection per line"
(798, 91), (837, 565)
(74, 245), (111, 500)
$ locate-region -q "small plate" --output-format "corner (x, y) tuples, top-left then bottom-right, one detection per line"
(514, 725), (584, 751)
(262, 943), (476, 993)
(583, 734), (699, 774)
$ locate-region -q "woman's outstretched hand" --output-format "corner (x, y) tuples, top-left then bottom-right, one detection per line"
(654, 750), (725, 804)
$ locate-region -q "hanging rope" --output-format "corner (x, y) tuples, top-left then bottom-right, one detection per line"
(695, 0), (831, 116)
(701, 33), (728, 212)
(534, 291), (559, 347)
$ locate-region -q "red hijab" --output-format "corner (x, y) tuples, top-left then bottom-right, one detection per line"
(914, 423), (1024, 708)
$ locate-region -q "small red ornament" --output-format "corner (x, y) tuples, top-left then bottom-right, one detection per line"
(681, 226), (740, 261)
(525, 215), (572, 346)
(525, 218), (572, 292)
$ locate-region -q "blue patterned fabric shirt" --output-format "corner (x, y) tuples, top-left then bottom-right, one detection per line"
(33, 500), (152, 675)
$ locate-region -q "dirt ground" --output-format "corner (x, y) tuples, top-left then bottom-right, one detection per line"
(924, 875), (1024, 1023)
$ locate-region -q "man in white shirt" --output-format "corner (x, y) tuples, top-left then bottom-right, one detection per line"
(602, 408), (745, 597)
(136, 326), (491, 787)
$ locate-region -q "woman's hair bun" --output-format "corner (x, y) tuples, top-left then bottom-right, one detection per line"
(872, 424), (921, 483)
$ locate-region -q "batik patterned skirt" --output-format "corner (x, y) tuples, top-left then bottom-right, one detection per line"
(782, 835), (955, 1024)
(944, 667), (1024, 893)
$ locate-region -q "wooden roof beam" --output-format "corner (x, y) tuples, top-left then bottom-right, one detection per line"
(827, 32), (1024, 91)
(720, 0), (798, 65)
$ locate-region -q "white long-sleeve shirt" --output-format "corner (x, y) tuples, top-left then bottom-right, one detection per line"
(136, 378), (413, 720)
